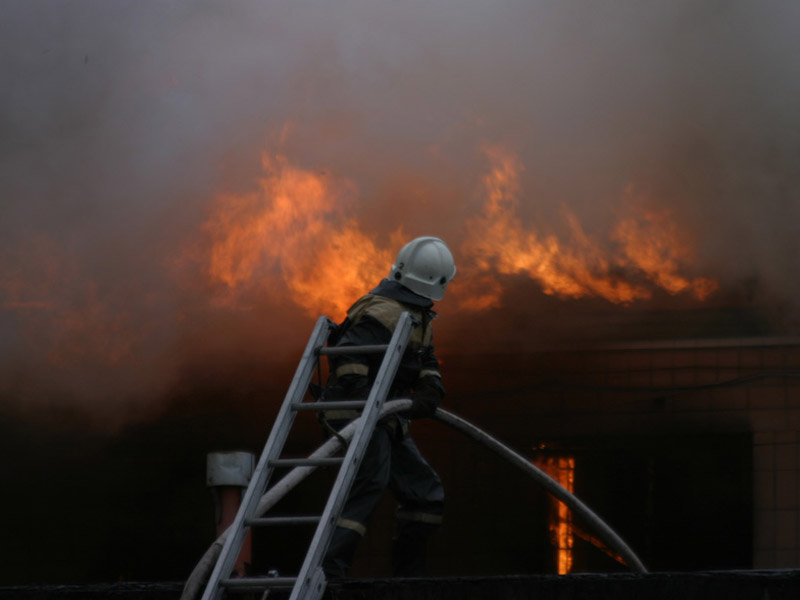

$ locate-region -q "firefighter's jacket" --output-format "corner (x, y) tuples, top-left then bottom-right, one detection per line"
(323, 279), (444, 422)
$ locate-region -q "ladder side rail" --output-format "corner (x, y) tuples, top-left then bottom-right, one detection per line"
(290, 311), (416, 600)
(201, 316), (334, 600)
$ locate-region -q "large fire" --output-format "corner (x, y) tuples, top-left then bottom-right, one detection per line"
(0, 143), (719, 411)
(203, 147), (717, 319)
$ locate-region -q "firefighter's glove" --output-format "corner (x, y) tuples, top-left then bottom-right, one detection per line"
(408, 376), (444, 419)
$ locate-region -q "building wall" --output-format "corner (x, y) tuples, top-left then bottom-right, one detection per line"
(435, 338), (800, 573)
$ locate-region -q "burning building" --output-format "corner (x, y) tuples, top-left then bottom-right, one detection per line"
(2, 0), (800, 593)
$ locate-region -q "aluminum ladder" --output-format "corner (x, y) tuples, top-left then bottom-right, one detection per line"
(201, 311), (416, 600)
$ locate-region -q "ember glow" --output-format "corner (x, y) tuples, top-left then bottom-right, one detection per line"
(0, 236), (136, 367)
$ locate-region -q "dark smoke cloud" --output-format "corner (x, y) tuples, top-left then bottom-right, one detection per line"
(2, 1), (799, 422)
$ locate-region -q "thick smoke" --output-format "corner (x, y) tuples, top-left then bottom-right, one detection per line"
(2, 1), (799, 422)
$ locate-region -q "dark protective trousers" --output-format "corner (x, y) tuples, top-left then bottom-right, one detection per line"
(323, 420), (444, 578)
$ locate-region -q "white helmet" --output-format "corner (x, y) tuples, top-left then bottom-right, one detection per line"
(390, 236), (456, 301)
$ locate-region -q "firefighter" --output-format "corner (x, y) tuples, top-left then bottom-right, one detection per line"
(321, 236), (456, 579)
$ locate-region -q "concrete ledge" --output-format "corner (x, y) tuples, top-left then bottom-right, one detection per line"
(0, 582), (182, 599)
(3, 571), (800, 600)
(328, 571), (800, 600)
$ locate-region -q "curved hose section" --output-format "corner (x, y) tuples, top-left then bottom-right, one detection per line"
(181, 400), (645, 599)
(434, 407), (647, 574)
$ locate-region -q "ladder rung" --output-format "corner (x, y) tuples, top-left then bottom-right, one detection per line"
(220, 576), (297, 590)
(319, 344), (388, 356)
(292, 401), (366, 411)
(246, 516), (320, 527)
(269, 458), (343, 468)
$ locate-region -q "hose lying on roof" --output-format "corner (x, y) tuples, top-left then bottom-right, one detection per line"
(181, 400), (646, 600)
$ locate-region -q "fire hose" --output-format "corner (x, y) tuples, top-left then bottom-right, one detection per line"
(181, 399), (646, 600)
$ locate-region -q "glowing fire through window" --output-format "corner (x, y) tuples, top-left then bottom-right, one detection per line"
(534, 455), (576, 574)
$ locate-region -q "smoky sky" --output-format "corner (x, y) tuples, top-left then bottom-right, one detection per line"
(2, 0), (800, 422)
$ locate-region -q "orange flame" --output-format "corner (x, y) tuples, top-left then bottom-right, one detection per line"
(203, 148), (716, 318)
(204, 154), (397, 319)
(613, 206), (718, 300)
(460, 148), (717, 308)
